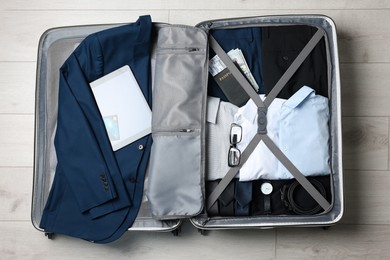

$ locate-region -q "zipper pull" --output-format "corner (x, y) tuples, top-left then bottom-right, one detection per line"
(188, 48), (199, 52)
(180, 129), (193, 133)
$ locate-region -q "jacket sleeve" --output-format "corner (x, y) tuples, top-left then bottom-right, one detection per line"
(55, 53), (132, 217)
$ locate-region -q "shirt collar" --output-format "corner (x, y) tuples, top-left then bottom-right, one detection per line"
(238, 95), (265, 124)
(235, 86), (315, 124)
(235, 87), (316, 124)
(283, 86), (315, 109)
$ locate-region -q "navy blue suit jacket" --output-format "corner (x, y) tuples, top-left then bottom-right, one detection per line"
(40, 15), (153, 243)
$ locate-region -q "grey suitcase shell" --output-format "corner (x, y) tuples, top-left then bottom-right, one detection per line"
(32, 15), (343, 237)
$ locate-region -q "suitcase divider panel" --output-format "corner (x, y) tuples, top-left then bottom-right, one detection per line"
(146, 25), (209, 219)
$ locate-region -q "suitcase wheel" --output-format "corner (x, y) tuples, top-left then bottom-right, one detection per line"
(171, 226), (182, 237)
(45, 232), (54, 239)
(197, 229), (208, 236)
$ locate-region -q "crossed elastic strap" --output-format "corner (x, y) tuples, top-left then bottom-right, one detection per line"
(206, 29), (331, 212)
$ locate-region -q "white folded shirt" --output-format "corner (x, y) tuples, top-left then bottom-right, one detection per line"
(206, 96), (238, 181)
(235, 86), (331, 181)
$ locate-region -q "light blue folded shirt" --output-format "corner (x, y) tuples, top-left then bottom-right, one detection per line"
(235, 86), (331, 181)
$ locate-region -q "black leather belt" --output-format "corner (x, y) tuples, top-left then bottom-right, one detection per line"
(281, 178), (327, 215)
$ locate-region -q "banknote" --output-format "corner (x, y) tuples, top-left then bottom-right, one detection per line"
(209, 48), (259, 91)
(227, 49), (259, 91)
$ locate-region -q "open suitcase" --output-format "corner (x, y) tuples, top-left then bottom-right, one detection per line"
(32, 15), (343, 242)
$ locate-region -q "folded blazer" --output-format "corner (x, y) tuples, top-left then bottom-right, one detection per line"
(40, 15), (153, 243)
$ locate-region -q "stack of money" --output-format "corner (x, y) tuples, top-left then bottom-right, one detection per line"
(227, 49), (259, 92)
(208, 48), (259, 92)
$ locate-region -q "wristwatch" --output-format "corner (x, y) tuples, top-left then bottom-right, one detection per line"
(261, 182), (273, 215)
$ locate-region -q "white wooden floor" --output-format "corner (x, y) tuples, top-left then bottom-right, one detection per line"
(1, 1), (390, 259)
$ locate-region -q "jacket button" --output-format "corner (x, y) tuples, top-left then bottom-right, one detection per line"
(138, 144), (144, 150)
(130, 177), (136, 183)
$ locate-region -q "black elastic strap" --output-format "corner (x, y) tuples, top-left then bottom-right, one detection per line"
(264, 194), (271, 215)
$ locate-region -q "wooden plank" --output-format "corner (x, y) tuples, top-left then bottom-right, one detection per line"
(1, 10), (390, 62)
(334, 10), (390, 63)
(276, 225), (390, 259)
(0, 11), (169, 61)
(341, 63), (390, 117)
(1, 0), (167, 10)
(170, 9), (390, 63)
(0, 62), (36, 114)
(341, 170), (390, 225)
(2, 0), (390, 10)
(0, 115), (34, 167)
(0, 167), (32, 221)
(0, 221), (276, 259)
(343, 117), (389, 170)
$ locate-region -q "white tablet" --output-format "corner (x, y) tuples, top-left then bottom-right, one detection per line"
(90, 65), (152, 151)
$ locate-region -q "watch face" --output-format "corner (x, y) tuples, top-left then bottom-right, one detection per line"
(261, 182), (273, 195)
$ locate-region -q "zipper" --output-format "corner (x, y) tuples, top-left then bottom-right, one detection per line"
(152, 128), (200, 136)
(179, 129), (194, 133)
(157, 46), (205, 54)
(196, 15), (329, 30)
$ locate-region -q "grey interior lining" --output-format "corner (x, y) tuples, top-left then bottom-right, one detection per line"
(147, 25), (208, 219)
(152, 48), (205, 131)
(148, 133), (203, 219)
